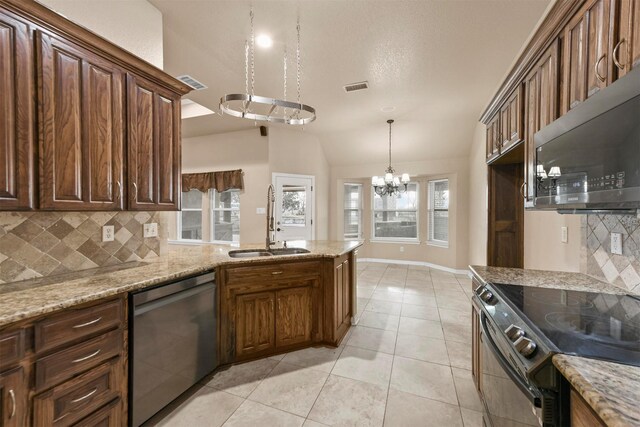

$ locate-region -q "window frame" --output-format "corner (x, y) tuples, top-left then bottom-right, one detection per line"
(343, 183), (363, 240)
(177, 189), (205, 243)
(210, 189), (241, 244)
(370, 182), (420, 243)
(427, 178), (449, 247)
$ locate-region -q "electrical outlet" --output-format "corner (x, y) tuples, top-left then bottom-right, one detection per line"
(611, 232), (623, 255)
(256, 207), (266, 214)
(143, 223), (158, 238)
(102, 225), (114, 242)
(400, 246), (405, 253)
(561, 227), (568, 243)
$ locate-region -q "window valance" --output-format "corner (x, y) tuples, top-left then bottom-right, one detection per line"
(182, 169), (244, 193)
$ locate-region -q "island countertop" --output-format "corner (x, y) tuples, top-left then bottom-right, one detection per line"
(0, 240), (362, 327)
(553, 354), (640, 427)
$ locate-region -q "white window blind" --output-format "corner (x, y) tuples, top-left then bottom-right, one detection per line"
(179, 189), (204, 241)
(211, 189), (240, 243)
(372, 183), (418, 241)
(428, 179), (449, 245)
(343, 183), (362, 240)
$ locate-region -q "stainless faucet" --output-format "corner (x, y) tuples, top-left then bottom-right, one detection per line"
(266, 184), (276, 249)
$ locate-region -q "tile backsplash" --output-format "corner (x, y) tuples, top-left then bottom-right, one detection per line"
(0, 211), (167, 284)
(583, 214), (640, 293)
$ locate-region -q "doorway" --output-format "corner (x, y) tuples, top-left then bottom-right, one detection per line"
(272, 173), (315, 241)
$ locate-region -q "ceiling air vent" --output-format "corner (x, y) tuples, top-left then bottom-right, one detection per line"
(176, 75), (208, 91)
(343, 81), (369, 93)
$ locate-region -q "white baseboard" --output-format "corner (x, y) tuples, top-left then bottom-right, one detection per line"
(359, 257), (469, 276)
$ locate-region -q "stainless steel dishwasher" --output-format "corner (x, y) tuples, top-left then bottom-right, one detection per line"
(130, 271), (216, 426)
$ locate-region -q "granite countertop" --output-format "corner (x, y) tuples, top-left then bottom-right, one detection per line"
(553, 355), (640, 427)
(0, 240), (362, 327)
(469, 265), (635, 295)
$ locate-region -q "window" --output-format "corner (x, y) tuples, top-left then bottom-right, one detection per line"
(343, 183), (362, 240)
(211, 190), (240, 243)
(177, 189), (240, 243)
(372, 183), (418, 241)
(428, 179), (449, 246)
(179, 189), (204, 241)
(281, 185), (307, 226)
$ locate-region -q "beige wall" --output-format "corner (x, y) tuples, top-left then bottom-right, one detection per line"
(468, 123), (488, 266)
(268, 128), (331, 240)
(39, 0), (164, 68)
(178, 127), (331, 244)
(330, 157), (470, 271)
(524, 211), (581, 272)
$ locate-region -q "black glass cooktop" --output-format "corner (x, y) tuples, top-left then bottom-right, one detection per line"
(493, 284), (640, 367)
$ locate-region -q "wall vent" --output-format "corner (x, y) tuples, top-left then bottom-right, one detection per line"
(176, 75), (208, 90)
(343, 81), (369, 93)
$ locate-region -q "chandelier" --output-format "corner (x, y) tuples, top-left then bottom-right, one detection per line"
(219, 8), (316, 126)
(372, 120), (410, 197)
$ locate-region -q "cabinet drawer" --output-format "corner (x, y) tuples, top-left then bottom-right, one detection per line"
(73, 397), (121, 427)
(35, 329), (122, 391)
(0, 329), (25, 371)
(33, 359), (121, 427)
(225, 261), (321, 285)
(35, 299), (123, 354)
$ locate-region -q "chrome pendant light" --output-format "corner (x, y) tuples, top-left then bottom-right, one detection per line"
(219, 8), (316, 126)
(372, 120), (410, 197)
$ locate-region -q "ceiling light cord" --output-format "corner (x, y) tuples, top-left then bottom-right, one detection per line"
(387, 119), (395, 173)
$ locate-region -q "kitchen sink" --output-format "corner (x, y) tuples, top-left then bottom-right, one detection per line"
(228, 250), (273, 258)
(269, 248), (311, 255)
(227, 248), (311, 258)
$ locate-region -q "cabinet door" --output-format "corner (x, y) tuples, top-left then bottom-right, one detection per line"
(341, 260), (351, 326)
(485, 114), (500, 163)
(37, 31), (124, 210)
(524, 40), (559, 207)
(127, 74), (181, 211)
(501, 86), (524, 153)
(235, 292), (275, 357)
(615, 0), (640, 78)
(562, 0), (612, 113)
(0, 367), (27, 427)
(276, 286), (312, 348)
(0, 11), (34, 210)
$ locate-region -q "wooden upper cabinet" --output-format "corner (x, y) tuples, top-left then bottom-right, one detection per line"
(37, 31), (125, 210)
(615, 0), (640, 78)
(275, 286), (312, 348)
(562, 0), (612, 113)
(485, 113), (501, 163)
(524, 40), (559, 207)
(0, 11), (34, 210)
(127, 74), (182, 211)
(500, 85), (524, 154)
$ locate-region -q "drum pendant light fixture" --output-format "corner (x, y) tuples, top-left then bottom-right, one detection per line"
(219, 8), (316, 126)
(372, 120), (410, 197)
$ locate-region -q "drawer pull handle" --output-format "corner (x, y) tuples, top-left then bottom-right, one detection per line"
(8, 389), (16, 419)
(613, 38), (626, 70)
(70, 387), (98, 404)
(271, 271), (284, 275)
(595, 54), (606, 82)
(72, 349), (101, 363)
(72, 317), (102, 329)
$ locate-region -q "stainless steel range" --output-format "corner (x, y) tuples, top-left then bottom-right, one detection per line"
(472, 281), (640, 427)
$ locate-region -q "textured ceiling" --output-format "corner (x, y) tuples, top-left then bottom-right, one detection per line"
(150, 0), (551, 166)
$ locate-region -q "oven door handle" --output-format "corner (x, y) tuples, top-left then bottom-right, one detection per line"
(480, 313), (542, 408)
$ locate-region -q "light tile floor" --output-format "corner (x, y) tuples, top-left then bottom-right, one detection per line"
(145, 262), (482, 427)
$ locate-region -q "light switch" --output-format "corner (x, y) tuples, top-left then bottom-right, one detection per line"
(102, 225), (115, 242)
(256, 207), (266, 214)
(611, 232), (623, 255)
(561, 227), (568, 243)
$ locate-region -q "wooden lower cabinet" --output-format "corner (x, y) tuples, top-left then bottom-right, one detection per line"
(570, 388), (606, 427)
(0, 367), (27, 427)
(276, 287), (312, 348)
(235, 291), (276, 358)
(329, 256), (352, 345)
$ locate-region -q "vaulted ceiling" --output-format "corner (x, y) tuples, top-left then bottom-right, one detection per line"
(150, 0), (551, 166)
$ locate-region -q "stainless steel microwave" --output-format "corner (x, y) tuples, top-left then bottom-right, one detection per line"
(534, 67), (640, 213)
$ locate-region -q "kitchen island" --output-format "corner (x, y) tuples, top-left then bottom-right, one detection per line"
(0, 240), (361, 426)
